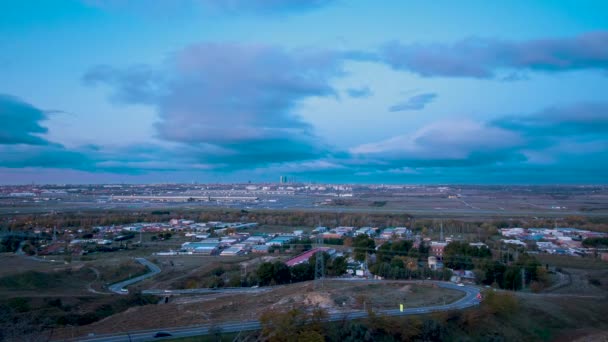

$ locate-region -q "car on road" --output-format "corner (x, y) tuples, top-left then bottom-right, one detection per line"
(154, 331), (173, 338)
(457, 283), (465, 287)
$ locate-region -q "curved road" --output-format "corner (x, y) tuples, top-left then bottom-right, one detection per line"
(108, 258), (161, 294)
(69, 280), (480, 342)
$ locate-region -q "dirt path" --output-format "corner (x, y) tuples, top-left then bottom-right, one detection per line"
(86, 267), (111, 295)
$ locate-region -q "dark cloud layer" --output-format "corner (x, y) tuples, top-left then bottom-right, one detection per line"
(389, 92), (437, 111)
(0, 94), (93, 170)
(349, 102), (608, 174)
(493, 102), (608, 136)
(0, 94), (50, 145)
(84, 43), (342, 167)
(381, 31), (608, 78)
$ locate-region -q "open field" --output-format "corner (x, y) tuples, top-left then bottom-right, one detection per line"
(0, 254), (74, 277)
(141, 255), (262, 290)
(2, 185), (608, 219)
(536, 254), (608, 270)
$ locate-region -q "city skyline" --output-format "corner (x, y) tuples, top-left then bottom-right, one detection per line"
(1, 0), (608, 184)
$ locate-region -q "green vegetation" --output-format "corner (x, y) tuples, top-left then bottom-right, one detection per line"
(0, 268), (95, 293)
(257, 253), (347, 286)
(0, 293), (156, 340)
(323, 238), (344, 245)
(352, 235), (375, 262)
(443, 241), (492, 270)
(582, 237), (608, 248)
(1, 209), (414, 231)
(376, 240), (413, 263)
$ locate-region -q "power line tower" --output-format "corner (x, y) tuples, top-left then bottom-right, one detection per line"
(314, 235), (325, 290)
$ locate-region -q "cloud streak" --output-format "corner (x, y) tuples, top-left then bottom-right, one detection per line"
(388, 92), (437, 111)
(380, 31), (608, 78)
(346, 86), (372, 98)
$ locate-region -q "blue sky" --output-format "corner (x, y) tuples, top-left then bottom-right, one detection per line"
(1, 0), (607, 184)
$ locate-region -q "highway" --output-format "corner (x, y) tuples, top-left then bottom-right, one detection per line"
(108, 258), (161, 294)
(69, 281), (481, 342)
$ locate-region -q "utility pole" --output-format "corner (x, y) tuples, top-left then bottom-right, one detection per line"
(314, 235), (325, 290)
(521, 268), (526, 290)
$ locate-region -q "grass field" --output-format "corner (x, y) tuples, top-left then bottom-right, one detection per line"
(536, 254), (608, 270)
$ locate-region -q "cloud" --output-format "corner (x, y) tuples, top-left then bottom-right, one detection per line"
(84, 0), (336, 15)
(84, 43), (343, 168)
(199, 0), (337, 14)
(388, 92), (437, 112)
(0, 94), (97, 170)
(0, 145), (92, 169)
(350, 120), (525, 167)
(380, 31), (608, 78)
(82, 65), (164, 104)
(493, 102), (608, 136)
(346, 86), (372, 98)
(0, 94), (50, 145)
(346, 101), (608, 181)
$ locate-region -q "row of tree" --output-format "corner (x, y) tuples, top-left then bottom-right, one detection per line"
(256, 252), (347, 286)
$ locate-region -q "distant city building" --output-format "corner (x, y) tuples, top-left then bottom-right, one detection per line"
(280, 176), (288, 184)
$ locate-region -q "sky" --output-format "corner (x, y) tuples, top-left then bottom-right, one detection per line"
(1, 0), (607, 184)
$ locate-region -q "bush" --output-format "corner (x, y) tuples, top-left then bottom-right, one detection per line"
(589, 278), (601, 286)
(7, 298), (30, 313)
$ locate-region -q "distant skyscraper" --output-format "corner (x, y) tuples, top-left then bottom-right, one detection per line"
(280, 176), (287, 184)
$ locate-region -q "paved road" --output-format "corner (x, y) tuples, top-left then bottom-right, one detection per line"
(68, 281), (480, 342)
(108, 258), (161, 295)
(142, 287), (271, 295)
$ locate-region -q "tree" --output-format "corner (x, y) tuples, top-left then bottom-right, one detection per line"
(377, 240), (412, 263)
(256, 261), (291, 286)
(328, 256), (347, 276)
(352, 235), (375, 262)
(582, 237), (608, 248)
(291, 263), (314, 282)
(257, 262), (275, 286)
(443, 241), (492, 270)
(273, 262), (291, 285)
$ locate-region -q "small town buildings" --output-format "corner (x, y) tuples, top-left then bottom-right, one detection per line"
(252, 245), (270, 253)
(430, 241), (447, 257)
(285, 247), (332, 267)
(220, 246), (245, 256)
(265, 236), (296, 246)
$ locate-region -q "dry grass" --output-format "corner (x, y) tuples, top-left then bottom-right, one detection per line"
(52, 280), (462, 338)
